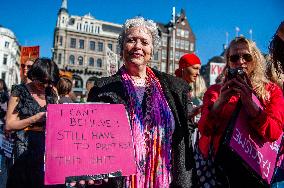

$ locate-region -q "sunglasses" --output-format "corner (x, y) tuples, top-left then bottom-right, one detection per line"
(21, 64), (32, 69)
(229, 53), (253, 63)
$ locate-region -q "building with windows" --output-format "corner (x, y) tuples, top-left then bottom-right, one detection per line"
(52, 0), (122, 95)
(52, 0), (196, 94)
(0, 25), (20, 90)
(155, 9), (196, 74)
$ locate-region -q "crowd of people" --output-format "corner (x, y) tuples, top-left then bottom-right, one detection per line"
(0, 18), (283, 188)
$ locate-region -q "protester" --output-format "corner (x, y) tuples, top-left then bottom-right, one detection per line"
(0, 79), (9, 173)
(87, 17), (195, 187)
(5, 58), (60, 188)
(198, 36), (284, 187)
(57, 77), (74, 104)
(20, 58), (34, 83)
(269, 21), (284, 75)
(175, 53), (203, 121)
(175, 53), (201, 84)
(0, 79), (9, 120)
(268, 20), (284, 87)
(269, 21), (284, 188)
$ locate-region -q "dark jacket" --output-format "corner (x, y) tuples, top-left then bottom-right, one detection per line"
(87, 68), (195, 188)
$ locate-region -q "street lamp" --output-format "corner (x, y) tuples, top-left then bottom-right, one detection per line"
(166, 7), (177, 74)
(235, 27), (240, 37)
(249, 29), (253, 40)
(172, 7), (176, 74)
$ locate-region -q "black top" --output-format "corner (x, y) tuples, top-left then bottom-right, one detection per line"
(11, 84), (46, 157)
(87, 68), (195, 188)
(11, 83), (46, 120)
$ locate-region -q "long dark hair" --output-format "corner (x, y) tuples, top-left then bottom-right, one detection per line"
(269, 34), (284, 75)
(27, 58), (60, 104)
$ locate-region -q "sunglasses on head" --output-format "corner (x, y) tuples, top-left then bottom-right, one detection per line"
(21, 64), (32, 69)
(229, 53), (253, 63)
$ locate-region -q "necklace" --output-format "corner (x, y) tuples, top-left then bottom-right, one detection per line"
(131, 77), (146, 87)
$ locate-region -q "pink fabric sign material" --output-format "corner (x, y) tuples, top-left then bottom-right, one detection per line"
(44, 104), (136, 185)
(229, 95), (282, 184)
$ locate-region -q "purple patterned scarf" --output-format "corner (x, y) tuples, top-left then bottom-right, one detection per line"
(121, 66), (175, 188)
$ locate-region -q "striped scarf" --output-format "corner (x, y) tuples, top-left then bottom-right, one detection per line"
(121, 66), (175, 188)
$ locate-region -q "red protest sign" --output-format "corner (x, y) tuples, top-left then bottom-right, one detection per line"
(44, 104), (136, 185)
(20, 46), (39, 64)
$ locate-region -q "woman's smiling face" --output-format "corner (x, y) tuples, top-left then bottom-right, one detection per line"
(123, 26), (153, 68)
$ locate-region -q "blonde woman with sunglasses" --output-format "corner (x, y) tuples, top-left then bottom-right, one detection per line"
(198, 37), (284, 187)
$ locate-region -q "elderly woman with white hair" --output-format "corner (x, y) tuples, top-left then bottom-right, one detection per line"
(87, 17), (195, 187)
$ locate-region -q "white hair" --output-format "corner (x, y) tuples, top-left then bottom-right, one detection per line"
(118, 17), (160, 55)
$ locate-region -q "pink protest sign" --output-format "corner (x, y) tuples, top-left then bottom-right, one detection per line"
(229, 95), (282, 184)
(44, 104), (136, 185)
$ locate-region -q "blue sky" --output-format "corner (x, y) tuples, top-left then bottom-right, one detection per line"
(0, 0), (283, 64)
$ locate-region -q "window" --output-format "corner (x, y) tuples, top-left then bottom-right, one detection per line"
(185, 30), (189, 38)
(108, 43), (113, 51)
(190, 43), (195, 52)
(89, 41), (95, 51)
(177, 29), (181, 36)
(175, 39), (180, 49)
(98, 42), (103, 52)
(73, 75), (83, 88)
(58, 53), (62, 64)
(180, 40), (185, 49)
(79, 39), (84, 49)
(175, 51), (180, 60)
(70, 38), (76, 48)
(97, 58), (102, 67)
(78, 56), (83, 65)
(154, 52), (159, 61)
(181, 30), (185, 38)
(3, 54), (8, 65)
(69, 55), (75, 65)
(90, 23), (94, 33)
(162, 36), (167, 47)
(95, 26), (99, 34)
(84, 22), (88, 32)
(1, 72), (6, 80)
(161, 62), (166, 72)
(162, 50), (166, 60)
(5, 41), (9, 48)
(77, 23), (82, 31)
(185, 41), (189, 50)
(89, 57), (94, 66)
(59, 36), (63, 46)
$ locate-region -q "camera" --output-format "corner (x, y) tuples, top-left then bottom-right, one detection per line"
(227, 67), (245, 80)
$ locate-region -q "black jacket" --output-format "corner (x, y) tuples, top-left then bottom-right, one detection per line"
(87, 68), (195, 188)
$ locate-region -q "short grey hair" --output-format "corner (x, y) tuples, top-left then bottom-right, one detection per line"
(118, 17), (160, 55)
